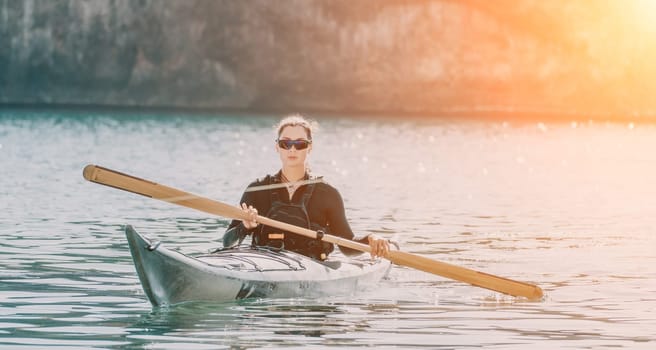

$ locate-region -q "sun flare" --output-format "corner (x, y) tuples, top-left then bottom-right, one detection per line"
(626, 0), (656, 34)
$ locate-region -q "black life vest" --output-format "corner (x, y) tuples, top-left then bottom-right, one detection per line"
(252, 182), (334, 260)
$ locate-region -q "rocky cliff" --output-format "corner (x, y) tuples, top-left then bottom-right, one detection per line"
(1, 0), (655, 119)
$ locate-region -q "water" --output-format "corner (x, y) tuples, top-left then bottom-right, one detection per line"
(1, 109), (654, 349)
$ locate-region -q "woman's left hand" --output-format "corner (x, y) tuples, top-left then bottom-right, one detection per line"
(367, 234), (390, 258)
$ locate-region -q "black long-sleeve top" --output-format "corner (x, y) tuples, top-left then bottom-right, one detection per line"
(223, 171), (368, 255)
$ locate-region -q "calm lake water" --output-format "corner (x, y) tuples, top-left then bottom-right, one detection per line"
(1, 109), (654, 349)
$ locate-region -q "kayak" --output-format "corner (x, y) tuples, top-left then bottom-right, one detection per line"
(125, 225), (393, 306)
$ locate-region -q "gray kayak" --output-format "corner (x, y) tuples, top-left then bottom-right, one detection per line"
(125, 225), (393, 306)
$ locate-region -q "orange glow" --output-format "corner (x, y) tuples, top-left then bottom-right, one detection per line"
(628, 0), (656, 34)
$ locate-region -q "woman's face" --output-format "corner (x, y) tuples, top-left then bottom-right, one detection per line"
(276, 125), (312, 169)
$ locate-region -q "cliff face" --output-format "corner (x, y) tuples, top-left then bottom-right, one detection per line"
(1, 0), (655, 118)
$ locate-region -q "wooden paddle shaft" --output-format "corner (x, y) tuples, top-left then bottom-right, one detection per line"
(83, 164), (544, 300)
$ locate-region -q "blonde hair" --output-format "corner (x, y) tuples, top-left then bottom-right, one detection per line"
(275, 114), (317, 140)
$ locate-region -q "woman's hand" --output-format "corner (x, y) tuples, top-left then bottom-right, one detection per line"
(367, 234), (390, 258)
(240, 203), (259, 230)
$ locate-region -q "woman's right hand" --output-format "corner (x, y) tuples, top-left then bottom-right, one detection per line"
(241, 203), (259, 230)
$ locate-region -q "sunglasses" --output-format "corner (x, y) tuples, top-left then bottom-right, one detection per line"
(277, 139), (312, 150)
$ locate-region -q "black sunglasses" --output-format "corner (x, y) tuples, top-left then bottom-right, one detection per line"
(277, 139), (312, 150)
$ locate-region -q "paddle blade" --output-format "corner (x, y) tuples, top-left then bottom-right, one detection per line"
(388, 250), (543, 300)
(82, 164), (248, 221)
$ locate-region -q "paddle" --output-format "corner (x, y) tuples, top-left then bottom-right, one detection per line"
(82, 164), (544, 300)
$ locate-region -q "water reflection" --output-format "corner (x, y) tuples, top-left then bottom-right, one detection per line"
(127, 300), (347, 348)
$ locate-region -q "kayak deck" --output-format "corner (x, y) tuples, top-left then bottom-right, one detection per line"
(125, 225), (392, 306)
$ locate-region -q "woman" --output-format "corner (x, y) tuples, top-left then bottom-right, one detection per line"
(222, 114), (390, 260)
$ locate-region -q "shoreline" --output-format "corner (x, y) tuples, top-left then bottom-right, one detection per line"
(2, 102), (654, 124)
